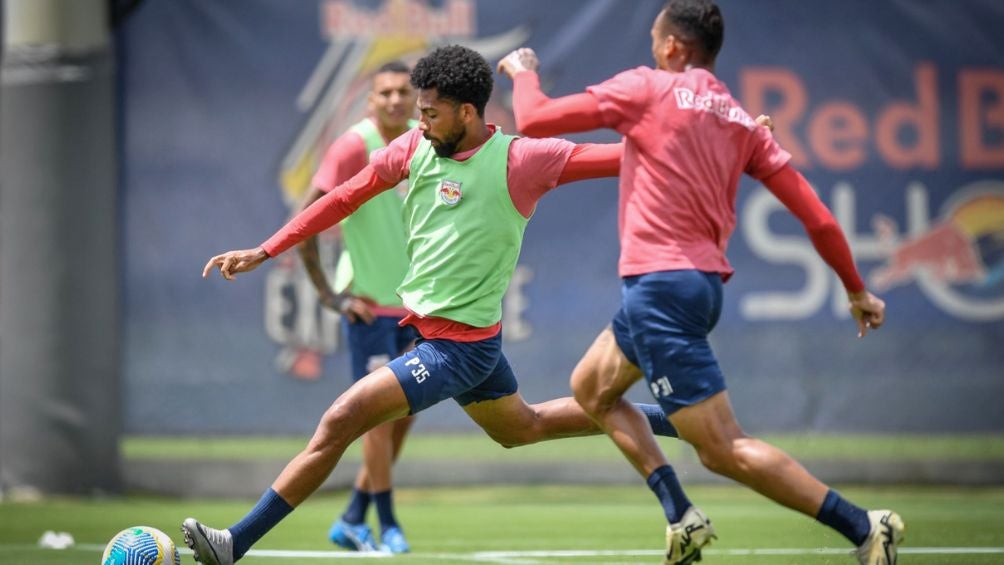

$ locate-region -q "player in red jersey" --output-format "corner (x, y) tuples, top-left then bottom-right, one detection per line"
(498, 1), (902, 563)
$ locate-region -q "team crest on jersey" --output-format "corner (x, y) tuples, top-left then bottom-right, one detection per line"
(439, 180), (463, 206)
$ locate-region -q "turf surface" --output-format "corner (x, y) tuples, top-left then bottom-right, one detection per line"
(123, 433), (1004, 462)
(3, 485), (1003, 564)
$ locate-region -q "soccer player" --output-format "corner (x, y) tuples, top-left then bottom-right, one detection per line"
(183, 45), (678, 565)
(496, 1), (904, 564)
(295, 60), (418, 554)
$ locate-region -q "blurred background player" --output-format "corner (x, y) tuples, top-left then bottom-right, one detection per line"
(185, 45), (680, 565)
(295, 60), (418, 554)
(498, 1), (903, 563)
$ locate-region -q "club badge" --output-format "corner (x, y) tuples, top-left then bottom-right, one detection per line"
(439, 179), (462, 206)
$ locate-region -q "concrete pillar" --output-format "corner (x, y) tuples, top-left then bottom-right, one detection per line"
(1, 0), (121, 496)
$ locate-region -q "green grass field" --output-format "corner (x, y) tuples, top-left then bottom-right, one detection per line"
(3, 485), (1003, 564)
(121, 433), (1004, 462)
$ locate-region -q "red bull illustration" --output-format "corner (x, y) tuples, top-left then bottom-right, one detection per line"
(870, 183), (1004, 320)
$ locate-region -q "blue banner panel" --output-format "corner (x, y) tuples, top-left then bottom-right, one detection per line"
(117, 0), (1004, 434)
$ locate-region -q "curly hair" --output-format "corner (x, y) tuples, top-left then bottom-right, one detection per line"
(410, 45), (493, 117)
(658, 0), (724, 63)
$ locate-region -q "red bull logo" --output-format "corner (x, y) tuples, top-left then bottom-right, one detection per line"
(322, 0), (475, 38)
(439, 180), (463, 206)
(870, 183), (1004, 320)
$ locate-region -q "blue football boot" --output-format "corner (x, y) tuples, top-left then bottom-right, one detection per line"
(328, 519), (377, 552)
(379, 526), (411, 554)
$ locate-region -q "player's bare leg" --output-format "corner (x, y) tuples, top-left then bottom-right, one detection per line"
(331, 419), (407, 553)
(570, 327), (714, 565)
(354, 414), (414, 491)
(355, 415), (415, 553)
(462, 334), (675, 448)
(569, 327), (670, 476)
(462, 392), (601, 447)
(183, 368), (409, 565)
(670, 391), (901, 564)
(390, 415), (415, 460)
(669, 390), (827, 515)
(273, 367), (411, 505)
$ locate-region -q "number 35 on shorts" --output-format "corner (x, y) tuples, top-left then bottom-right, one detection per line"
(404, 356), (430, 383)
(650, 376), (673, 398)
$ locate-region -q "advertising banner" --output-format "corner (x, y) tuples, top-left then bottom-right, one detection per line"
(117, 0), (1004, 433)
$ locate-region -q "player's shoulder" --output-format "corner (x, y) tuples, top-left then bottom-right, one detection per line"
(605, 65), (656, 83)
(509, 134), (574, 156)
(330, 127), (368, 151)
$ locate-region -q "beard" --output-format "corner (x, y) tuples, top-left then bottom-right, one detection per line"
(426, 125), (466, 157)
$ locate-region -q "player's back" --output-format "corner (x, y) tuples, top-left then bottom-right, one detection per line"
(588, 66), (789, 278)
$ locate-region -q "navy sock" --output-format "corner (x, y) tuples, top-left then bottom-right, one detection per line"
(815, 489), (871, 546)
(229, 488), (294, 560)
(341, 488), (371, 524)
(646, 465), (691, 523)
(635, 403), (678, 438)
(373, 490), (399, 532)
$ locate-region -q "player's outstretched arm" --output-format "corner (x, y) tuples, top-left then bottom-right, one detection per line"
(203, 247), (269, 280)
(203, 165), (396, 285)
(497, 47), (605, 137)
(761, 164), (886, 338)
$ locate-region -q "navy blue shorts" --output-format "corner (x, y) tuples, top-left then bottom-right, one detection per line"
(611, 270), (726, 415)
(386, 332), (518, 414)
(344, 316), (419, 381)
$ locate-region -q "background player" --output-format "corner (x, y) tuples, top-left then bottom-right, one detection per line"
(295, 60), (418, 554)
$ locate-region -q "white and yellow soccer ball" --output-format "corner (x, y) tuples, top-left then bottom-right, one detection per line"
(101, 526), (181, 565)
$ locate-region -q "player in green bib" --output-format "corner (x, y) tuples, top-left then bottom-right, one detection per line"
(294, 61), (418, 554)
(187, 46), (679, 565)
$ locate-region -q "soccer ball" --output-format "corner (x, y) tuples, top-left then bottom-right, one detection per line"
(101, 526), (181, 565)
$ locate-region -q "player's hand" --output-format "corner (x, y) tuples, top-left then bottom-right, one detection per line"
(497, 47), (540, 79)
(848, 290), (885, 338)
(321, 292), (376, 325)
(203, 247), (269, 280)
(755, 114), (774, 131)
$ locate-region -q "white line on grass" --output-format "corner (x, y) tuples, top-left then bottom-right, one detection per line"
(464, 547), (1004, 564)
(45, 544), (1004, 561)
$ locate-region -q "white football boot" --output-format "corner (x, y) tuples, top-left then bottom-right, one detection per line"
(664, 506), (716, 564)
(182, 518), (234, 565)
(854, 510), (905, 565)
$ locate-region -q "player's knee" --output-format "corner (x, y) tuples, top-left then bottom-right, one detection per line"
(315, 398), (366, 450)
(571, 375), (601, 415)
(695, 444), (734, 475)
(694, 437), (754, 478)
(571, 387), (593, 414)
(572, 385), (615, 420)
(730, 437), (769, 475)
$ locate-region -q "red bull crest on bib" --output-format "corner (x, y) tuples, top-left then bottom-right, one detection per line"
(439, 180), (463, 206)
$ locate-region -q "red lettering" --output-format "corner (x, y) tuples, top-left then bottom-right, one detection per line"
(323, 0), (474, 38)
(875, 63), (939, 169)
(808, 102), (868, 171)
(740, 68), (810, 168)
(959, 68), (1004, 168)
